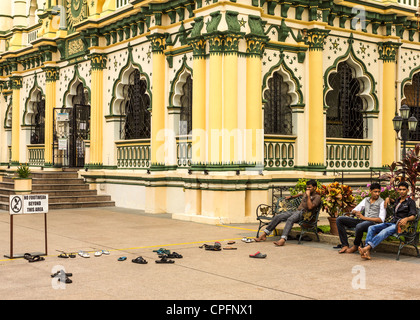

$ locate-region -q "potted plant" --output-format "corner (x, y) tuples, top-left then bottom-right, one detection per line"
(14, 164), (32, 195)
(319, 182), (356, 235)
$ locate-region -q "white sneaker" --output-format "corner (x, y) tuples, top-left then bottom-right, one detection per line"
(78, 250), (90, 258)
(94, 251), (102, 257)
(101, 250), (110, 255)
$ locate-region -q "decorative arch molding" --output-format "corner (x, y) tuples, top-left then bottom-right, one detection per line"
(401, 65), (420, 102)
(22, 73), (44, 126)
(62, 64), (91, 108)
(323, 35), (378, 114)
(108, 44), (151, 117)
(168, 55), (193, 111)
(3, 95), (12, 129)
(262, 55), (303, 107)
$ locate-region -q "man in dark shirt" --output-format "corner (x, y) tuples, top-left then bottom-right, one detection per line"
(358, 181), (417, 260)
(255, 180), (322, 246)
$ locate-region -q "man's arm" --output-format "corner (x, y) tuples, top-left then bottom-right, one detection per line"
(306, 192), (321, 211)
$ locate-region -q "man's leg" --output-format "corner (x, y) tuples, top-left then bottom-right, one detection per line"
(348, 220), (375, 253)
(255, 211), (294, 241)
(336, 216), (360, 253)
(360, 223), (396, 260)
(273, 210), (302, 246)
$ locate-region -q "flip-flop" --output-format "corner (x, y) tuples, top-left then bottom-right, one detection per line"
(69, 253), (76, 258)
(163, 252), (183, 259)
(153, 248), (171, 255)
(101, 250), (110, 255)
(51, 270), (73, 278)
(28, 255), (45, 263)
(223, 247), (237, 250)
(205, 245), (221, 251)
(78, 251), (90, 258)
(243, 238), (255, 243)
(58, 253), (69, 259)
(227, 241), (236, 245)
(132, 256), (148, 264)
(118, 256), (127, 261)
(24, 253), (32, 260)
(155, 255), (175, 264)
(94, 251), (102, 257)
(249, 251), (267, 259)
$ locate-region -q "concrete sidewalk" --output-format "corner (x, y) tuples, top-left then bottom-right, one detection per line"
(0, 206), (419, 300)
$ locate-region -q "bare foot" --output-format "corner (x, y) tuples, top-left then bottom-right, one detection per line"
(358, 246), (372, 260)
(255, 233), (267, 242)
(338, 246), (349, 254)
(345, 246), (358, 254)
(273, 238), (286, 246)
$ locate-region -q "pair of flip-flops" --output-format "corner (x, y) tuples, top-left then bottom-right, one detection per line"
(51, 270), (73, 284)
(58, 252), (76, 259)
(159, 252), (183, 259)
(242, 237), (255, 243)
(132, 256), (148, 264)
(24, 253), (45, 263)
(249, 251), (267, 259)
(156, 255), (175, 264)
(153, 248), (171, 255)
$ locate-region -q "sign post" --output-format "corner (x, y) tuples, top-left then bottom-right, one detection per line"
(5, 194), (49, 259)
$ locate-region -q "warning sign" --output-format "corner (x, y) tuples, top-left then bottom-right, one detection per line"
(9, 195), (49, 215)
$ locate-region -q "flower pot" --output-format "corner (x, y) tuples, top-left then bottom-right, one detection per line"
(328, 216), (339, 236)
(14, 178), (32, 195)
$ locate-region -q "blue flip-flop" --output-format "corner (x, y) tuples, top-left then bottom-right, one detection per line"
(118, 256), (127, 261)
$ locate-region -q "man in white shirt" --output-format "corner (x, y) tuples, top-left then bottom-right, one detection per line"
(336, 182), (386, 253)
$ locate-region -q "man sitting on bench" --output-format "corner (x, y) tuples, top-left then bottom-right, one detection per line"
(358, 181), (417, 260)
(336, 182), (386, 254)
(255, 179), (321, 246)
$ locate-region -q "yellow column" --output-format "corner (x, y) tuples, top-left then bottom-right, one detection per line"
(306, 29), (330, 169)
(223, 35), (241, 163)
(245, 36), (266, 165)
(42, 67), (59, 167)
(208, 34), (224, 164)
(379, 42), (401, 167)
(148, 34), (166, 166)
(190, 38), (207, 165)
(89, 53), (107, 167)
(10, 76), (22, 164)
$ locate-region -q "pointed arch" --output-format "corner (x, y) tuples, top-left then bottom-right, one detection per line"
(324, 36), (378, 113)
(63, 64), (91, 108)
(23, 73), (45, 126)
(168, 55), (193, 109)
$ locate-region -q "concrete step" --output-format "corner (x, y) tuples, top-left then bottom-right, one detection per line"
(31, 178), (85, 185)
(32, 184), (90, 191)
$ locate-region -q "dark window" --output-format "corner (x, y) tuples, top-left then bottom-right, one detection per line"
(121, 69), (151, 140)
(264, 72), (293, 135)
(30, 92), (45, 144)
(179, 75), (193, 135)
(402, 72), (420, 141)
(326, 62), (365, 139)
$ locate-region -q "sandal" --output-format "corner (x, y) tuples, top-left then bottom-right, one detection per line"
(249, 251), (267, 259)
(78, 251), (90, 258)
(28, 255), (45, 263)
(24, 253), (32, 260)
(161, 252), (183, 259)
(155, 255), (175, 264)
(101, 250), (110, 255)
(132, 256), (148, 264)
(118, 256), (127, 261)
(58, 253), (69, 259)
(223, 247), (237, 250)
(242, 237), (255, 243)
(94, 251), (102, 257)
(153, 248), (171, 255)
(51, 270), (73, 278)
(69, 253), (76, 258)
(227, 241), (236, 245)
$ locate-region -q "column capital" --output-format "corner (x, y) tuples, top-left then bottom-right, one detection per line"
(245, 34), (269, 58)
(42, 66), (60, 82)
(378, 41), (402, 63)
(90, 53), (108, 71)
(147, 33), (166, 53)
(304, 28), (330, 51)
(10, 76), (22, 90)
(189, 37), (207, 58)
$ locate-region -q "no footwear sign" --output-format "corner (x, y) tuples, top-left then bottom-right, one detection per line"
(9, 195), (49, 215)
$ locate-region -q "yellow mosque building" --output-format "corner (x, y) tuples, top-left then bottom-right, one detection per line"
(0, 0), (420, 223)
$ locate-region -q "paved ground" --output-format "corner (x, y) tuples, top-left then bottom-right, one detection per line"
(0, 206), (419, 302)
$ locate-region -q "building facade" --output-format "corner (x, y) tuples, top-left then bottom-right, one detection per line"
(0, 0), (420, 223)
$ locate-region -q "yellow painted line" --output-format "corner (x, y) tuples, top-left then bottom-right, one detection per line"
(216, 224), (259, 232)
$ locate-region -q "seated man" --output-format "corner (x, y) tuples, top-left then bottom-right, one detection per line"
(336, 182), (386, 254)
(255, 179), (321, 246)
(359, 181), (417, 260)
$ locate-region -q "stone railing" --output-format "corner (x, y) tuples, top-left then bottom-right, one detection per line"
(27, 144), (45, 166)
(116, 139), (150, 169)
(326, 138), (372, 170)
(264, 135), (296, 169)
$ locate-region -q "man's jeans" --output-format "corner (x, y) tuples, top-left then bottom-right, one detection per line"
(365, 223), (397, 249)
(264, 210), (303, 240)
(336, 216), (375, 247)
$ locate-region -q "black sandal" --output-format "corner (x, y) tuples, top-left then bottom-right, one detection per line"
(132, 256), (148, 264)
(160, 252), (183, 259)
(28, 255), (45, 263)
(58, 253), (69, 259)
(155, 255), (175, 264)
